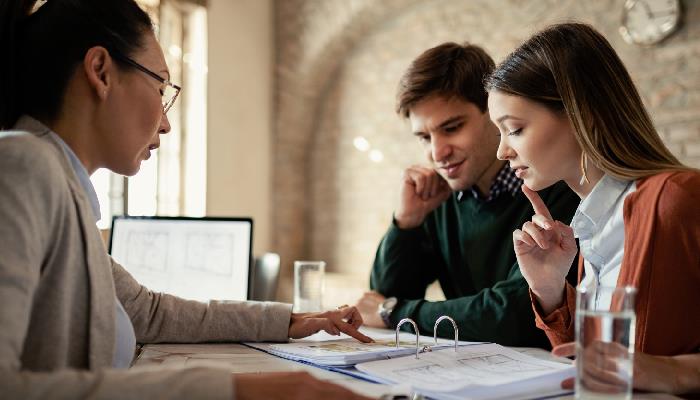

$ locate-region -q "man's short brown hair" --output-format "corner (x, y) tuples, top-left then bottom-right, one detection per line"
(396, 42), (495, 118)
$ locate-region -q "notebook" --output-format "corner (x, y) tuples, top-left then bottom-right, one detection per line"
(244, 330), (483, 367)
(109, 216), (253, 302)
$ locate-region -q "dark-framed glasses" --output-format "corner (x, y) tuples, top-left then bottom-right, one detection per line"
(113, 53), (181, 114)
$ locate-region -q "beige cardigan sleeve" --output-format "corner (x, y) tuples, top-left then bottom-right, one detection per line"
(2, 367), (235, 400)
(0, 135), (233, 399)
(112, 259), (293, 343)
(0, 134), (287, 399)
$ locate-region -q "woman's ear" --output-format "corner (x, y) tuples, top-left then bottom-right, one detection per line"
(83, 46), (113, 100)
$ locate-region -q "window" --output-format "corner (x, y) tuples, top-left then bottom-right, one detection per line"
(92, 0), (208, 229)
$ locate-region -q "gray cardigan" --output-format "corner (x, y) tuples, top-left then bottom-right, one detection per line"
(0, 122), (293, 399)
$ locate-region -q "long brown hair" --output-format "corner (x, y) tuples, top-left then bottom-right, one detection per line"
(486, 22), (689, 180)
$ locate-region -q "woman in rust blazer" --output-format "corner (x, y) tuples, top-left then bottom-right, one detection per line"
(485, 23), (700, 395)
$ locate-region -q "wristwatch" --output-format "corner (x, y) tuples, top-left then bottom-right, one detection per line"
(378, 296), (398, 328)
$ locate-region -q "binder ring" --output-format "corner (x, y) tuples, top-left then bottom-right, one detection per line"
(395, 318), (421, 359)
(433, 315), (459, 352)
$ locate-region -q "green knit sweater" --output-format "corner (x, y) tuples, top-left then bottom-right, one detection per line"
(370, 181), (579, 348)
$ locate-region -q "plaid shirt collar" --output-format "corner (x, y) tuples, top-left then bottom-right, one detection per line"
(457, 163), (522, 203)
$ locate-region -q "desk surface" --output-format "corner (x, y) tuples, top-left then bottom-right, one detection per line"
(135, 342), (402, 398)
(132, 331), (681, 400)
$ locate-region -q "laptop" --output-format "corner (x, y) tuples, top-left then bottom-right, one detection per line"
(109, 216), (253, 302)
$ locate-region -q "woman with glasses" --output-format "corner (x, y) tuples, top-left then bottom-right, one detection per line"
(0, 1), (371, 399)
(485, 23), (700, 395)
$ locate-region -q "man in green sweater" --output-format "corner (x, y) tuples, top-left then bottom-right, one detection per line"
(354, 42), (579, 348)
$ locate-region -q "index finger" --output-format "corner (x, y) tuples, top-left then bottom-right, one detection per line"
(522, 184), (553, 220)
(336, 320), (373, 343)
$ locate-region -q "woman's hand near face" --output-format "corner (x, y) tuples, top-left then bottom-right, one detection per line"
(234, 371), (374, 400)
(288, 306), (373, 343)
(515, 185), (578, 314)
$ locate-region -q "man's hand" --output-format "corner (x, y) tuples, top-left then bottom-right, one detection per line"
(288, 306), (373, 343)
(394, 165), (452, 229)
(235, 371), (373, 400)
(354, 291), (387, 328)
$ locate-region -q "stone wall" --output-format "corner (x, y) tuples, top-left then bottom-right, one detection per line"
(273, 0), (700, 301)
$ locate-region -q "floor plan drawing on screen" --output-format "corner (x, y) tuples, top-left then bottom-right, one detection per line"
(110, 217), (253, 302)
(126, 231), (169, 271)
(185, 233), (235, 275)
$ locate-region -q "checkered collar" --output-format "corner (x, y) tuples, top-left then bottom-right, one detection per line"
(457, 163), (522, 202)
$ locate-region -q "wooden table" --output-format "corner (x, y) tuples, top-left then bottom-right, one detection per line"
(132, 328), (681, 400)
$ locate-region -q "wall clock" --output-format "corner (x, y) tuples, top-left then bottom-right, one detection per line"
(619, 0), (682, 46)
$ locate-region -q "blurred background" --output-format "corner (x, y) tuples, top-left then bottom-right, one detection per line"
(98, 0), (700, 305)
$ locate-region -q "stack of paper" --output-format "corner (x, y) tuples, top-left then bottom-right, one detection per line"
(355, 342), (574, 400)
(244, 330), (481, 367)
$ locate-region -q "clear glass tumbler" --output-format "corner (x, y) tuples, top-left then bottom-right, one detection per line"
(293, 260), (325, 312)
(575, 285), (636, 399)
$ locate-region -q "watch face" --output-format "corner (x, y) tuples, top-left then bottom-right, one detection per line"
(620, 0), (681, 46)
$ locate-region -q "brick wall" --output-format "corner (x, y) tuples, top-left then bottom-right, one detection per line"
(273, 0), (700, 301)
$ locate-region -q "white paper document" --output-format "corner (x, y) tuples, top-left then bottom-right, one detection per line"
(245, 330), (483, 367)
(355, 342), (574, 400)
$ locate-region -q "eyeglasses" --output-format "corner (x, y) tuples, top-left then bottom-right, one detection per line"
(113, 53), (181, 114)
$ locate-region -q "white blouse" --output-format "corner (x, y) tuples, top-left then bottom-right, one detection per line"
(571, 174), (636, 310)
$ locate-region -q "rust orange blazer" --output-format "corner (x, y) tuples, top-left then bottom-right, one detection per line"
(532, 171), (700, 356)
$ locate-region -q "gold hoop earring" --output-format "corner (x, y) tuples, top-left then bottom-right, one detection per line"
(579, 152), (590, 186)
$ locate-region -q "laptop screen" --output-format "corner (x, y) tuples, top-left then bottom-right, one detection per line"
(109, 216), (253, 302)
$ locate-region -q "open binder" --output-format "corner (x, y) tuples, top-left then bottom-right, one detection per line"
(352, 317), (575, 400)
(243, 316), (481, 367)
(247, 316), (574, 400)
(357, 343), (574, 400)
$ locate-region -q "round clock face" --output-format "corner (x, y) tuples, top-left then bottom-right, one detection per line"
(620, 0), (681, 46)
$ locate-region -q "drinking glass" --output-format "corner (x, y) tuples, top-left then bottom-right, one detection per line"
(293, 260), (325, 312)
(575, 285), (636, 399)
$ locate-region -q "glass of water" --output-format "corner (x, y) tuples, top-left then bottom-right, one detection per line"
(293, 260), (325, 312)
(575, 285), (636, 399)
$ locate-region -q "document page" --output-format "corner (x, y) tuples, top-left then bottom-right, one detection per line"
(269, 337), (431, 357)
(245, 330), (483, 367)
(356, 342), (574, 399)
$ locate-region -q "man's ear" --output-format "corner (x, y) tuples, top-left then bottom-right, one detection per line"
(83, 46), (113, 101)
